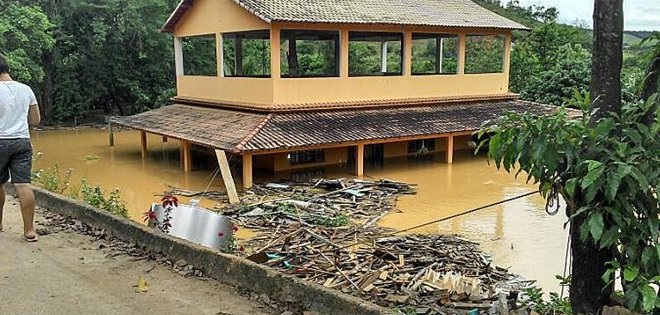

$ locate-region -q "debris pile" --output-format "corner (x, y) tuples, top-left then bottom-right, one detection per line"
(222, 178), (416, 231)
(242, 226), (532, 313)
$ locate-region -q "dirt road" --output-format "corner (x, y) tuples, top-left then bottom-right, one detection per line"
(0, 195), (276, 315)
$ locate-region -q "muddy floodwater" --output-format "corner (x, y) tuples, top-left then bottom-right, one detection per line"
(31, 128), (569, 294)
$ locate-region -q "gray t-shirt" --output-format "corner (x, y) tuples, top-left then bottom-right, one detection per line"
(0, 81), (38, 139)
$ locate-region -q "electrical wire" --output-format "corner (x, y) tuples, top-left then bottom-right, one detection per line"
(334, 190), (539, 251)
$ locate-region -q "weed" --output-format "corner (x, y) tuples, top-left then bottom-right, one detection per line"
(81, 178), (129, 218)
(32, 164), (73, 194)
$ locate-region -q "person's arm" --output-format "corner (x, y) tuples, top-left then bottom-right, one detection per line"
(27, 87), (41, 126)
(28, 104), (41, 126)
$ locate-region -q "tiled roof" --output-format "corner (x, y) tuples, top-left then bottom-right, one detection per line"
(111, 100), (559, 152)
(162, 0), (529, 32)
(110, 104), (268, 150)
(240, 100), (556, 151)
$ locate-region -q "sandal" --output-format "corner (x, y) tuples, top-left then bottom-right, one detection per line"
(23, 234), (38, 242)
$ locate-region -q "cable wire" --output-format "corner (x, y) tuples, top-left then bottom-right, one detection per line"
(335, 190), (539, 251)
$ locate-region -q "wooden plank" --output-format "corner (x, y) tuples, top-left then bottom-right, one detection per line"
(242, 153), (253, 189)
(180, 140), (192, 172)
(140, 131), (148, 159)
(356, 143), (365, 176)
(215, 150), (240, 204)
(444, 135), (454, 164)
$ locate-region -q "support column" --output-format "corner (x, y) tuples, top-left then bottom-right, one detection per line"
(503, 32), (512, 91)
(162, 136), (168, 143)
(216, 33), (224, 77)
(108, 122), (115, 147)
(380, 41), (389, 73)
(174, 37), (184, 76)
(180, 140), (192, 172)
(270, 27), (281, 79)
(140, 131), (148, 159)
(242, 153), (253, 189)
(404, 31), (413, 76)
(340, 29), (349, 77)
(356, 143), (365, 176)
(444, 135), (454, 164)
(458, 34), (466, 75)
(215, 150), (240, 204)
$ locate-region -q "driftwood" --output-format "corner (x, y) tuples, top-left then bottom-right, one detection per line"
(222, 178), (415, 230)
(239, 226), (532, 313)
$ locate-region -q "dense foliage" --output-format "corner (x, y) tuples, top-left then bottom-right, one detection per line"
(479, 97), (659, 312)
(1, 0), (178, 124)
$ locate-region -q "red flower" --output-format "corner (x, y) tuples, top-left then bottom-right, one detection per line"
(239, 246), (245, 252)
(217, 232), (225, 237)
(232, 225), (239, 232)
(143, 209), (157, 222)
(161, 194), (179, 208)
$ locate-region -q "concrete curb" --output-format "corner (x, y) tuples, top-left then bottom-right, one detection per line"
(9, 185), (392, 315)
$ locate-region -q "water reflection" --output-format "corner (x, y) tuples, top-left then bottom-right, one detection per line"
(31, 129), (568, 293)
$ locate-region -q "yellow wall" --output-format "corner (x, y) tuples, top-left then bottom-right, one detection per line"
(176, 76), (274, 106)
(173, 0), (269, 36)
(172, 3), (514, 108)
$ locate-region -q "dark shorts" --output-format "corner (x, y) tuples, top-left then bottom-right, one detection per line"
(0, 138), (33, 184)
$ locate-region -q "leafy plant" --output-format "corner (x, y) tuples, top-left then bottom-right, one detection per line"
(80, 178), (129, 218)
(521, 287), (572, 315)
(32, 164), (73, 194)
(478, 95), (659, 312)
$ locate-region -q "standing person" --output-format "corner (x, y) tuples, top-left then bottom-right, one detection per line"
(0, 55), (41, 242)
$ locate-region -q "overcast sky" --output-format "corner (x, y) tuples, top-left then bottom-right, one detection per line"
(515, 0), (660, 31)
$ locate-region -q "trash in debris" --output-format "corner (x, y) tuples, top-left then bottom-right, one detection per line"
(136, 275), (149, 293)
(239, 225), (533, 312)
(221, 178), (416, 230)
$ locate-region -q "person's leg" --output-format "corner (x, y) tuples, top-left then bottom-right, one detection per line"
(0, 185), (5, 232)
(14, 184), (36, 239)
(9, 139), (37, 240)
(0, 139), (11, 233)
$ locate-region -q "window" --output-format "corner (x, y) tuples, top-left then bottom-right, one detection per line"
(408, 139), (436, 153)
(280, 30), (339, 78)
(182, 35), (217, 76)
(411, 34), (458, 75)
(465, 34), (505, 74)
(223, 30), (271, 77)
(349, 32), (403, 76)
(288, 149), (325, 165)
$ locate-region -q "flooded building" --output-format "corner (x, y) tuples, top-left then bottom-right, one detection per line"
(112, 0), (554, 192)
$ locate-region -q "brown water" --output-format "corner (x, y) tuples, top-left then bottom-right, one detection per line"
(31, 129), (569, 293)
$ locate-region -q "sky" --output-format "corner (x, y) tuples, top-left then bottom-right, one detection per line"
(516, 0), (660, 31)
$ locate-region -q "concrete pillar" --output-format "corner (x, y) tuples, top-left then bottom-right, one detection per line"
(216, 33), (224, 77)
(242, 153), (253, 189)
(381, 41), (388, 73)
(404, 31), (413, 76)
(140, 131), (148, 159)
(340, 29), (350, 77)
(270, 27), (281, 79)
(174, 37), (184, 76)
(180, 140), (192, 172)
(356, 143), (365, 176)
(503, 32), (512, 91)
(458, 34), (466, 75)
(444, 135), (454, 164)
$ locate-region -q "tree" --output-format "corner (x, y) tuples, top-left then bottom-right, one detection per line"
(480, 0), (659, 313)
(0, 3), (54, 84)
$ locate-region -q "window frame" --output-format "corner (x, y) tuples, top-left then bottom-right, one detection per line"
(288, 149), (326, 165)
(222, 30), (271, 78)
(181, 34), (218, 77)
(464, 34), (506, 74)
(280, 29), (341, 78)
(348, 31), (405, 77)
(411, 33), (459, 76)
